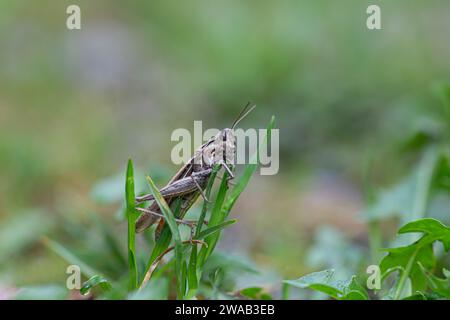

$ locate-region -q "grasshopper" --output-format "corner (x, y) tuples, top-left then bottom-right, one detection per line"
(135, 103), (256, 240)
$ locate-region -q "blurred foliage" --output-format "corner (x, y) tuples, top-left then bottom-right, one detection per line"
(0, 0), (449, 299)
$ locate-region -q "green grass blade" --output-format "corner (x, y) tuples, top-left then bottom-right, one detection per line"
(187, 244), (198, 295)
(197, 170), (230, 266)
(186, 165), (219, 296)
(181, 261), (188, 298)
(90, 213), (127, 269)
(43, 238), (102, 278)
(199, 116), (276, 265)
(222, 115), (276, 216)
(125, 159), (138, 291)
(194, 219), (237, 240)
(145, 174), (184, 299)
(146, 198), (182, 266)
(195, 164), (220, 237)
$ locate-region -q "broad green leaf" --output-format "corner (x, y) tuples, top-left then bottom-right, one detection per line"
(342, 276), (369, 300)
(284, 269), (368, 300)
(125, 159), (138, 290)
(398, 218), (450, 251)
(80, 275), (112, 295)
(418, 263), (450, 298)
(284, 270), (342, 299)
(240, 287), (273, 300)
(403, 291), (445, 300)
(380, 218), (450, 298)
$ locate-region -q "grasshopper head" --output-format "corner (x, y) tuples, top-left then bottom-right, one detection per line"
(196, 103), (255, 169)
(219, 128), (236, 165)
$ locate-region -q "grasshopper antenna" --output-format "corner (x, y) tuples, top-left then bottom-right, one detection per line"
(231, 102), (256, 129)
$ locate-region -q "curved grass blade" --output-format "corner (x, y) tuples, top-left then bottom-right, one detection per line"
(43, 237), (101, 278)
(145, 174), (184, 299)
(80, 275), (112, 295)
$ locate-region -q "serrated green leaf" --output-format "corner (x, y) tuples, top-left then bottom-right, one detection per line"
(398, 218), (450, 251)
(418, 263), (450, 298)
(380, 218), (450, 298)
(284, 269), (368, 300)
(342, 276), (369, 300)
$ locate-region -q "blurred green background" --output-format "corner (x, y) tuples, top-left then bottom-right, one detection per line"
(0, 0), (449, 298)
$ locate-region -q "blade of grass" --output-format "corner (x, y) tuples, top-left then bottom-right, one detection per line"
(200, 115), (276, 264)
(181, 261), (188, 298)
(90, 213), (127, 269)
(145, 198), (182, 271)
(196, 164), (220, 237)
(197, 169), (230, 267)
(125, 159), (138, 290)
(187, 247), (198, 298)
(187, 165), (219, 296)
(43, 237), (102, 278)
(194, 219), (237, 240)
(140, 240), (206, 290)
(145, 174), (184, 299)
(222, 115), (276, 216)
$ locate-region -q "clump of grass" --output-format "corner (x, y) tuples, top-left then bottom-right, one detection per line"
(126, 115), (276, 299)
(43, 115), (275, 300)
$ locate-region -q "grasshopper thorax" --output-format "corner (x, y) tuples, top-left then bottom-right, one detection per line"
(194, 128), (236, 169)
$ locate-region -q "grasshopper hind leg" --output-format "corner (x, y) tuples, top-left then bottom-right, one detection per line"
(135, 210), (160, 233)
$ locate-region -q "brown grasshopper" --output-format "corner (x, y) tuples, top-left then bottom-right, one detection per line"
(135, 103), (256, 240)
